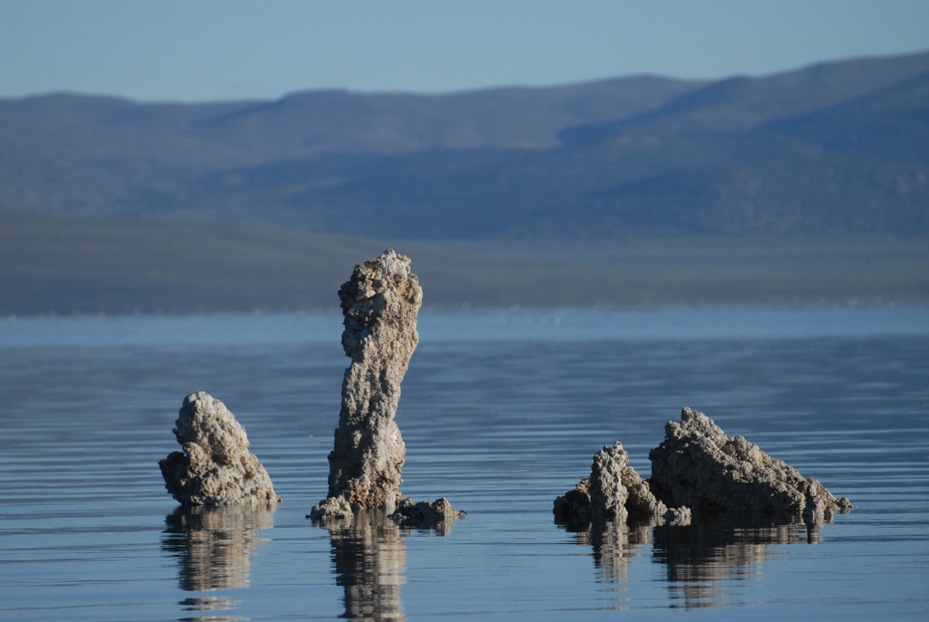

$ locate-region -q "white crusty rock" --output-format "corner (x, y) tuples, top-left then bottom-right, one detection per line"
(312, 250), (447, 521)
(159, 392), (281, 506)
(554, 442), (690, 525)
(648, 407), (851, 523)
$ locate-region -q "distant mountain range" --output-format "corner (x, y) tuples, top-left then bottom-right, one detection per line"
(2, 50), (927, 240)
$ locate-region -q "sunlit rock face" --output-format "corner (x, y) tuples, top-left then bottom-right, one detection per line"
(648, 407), (851, 523)
(554, 441), (690, 525)
(311, 250), (422, 520)
(159, 392), (280, 506)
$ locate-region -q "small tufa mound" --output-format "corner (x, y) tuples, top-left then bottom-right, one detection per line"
(389, 497), (466, 529)
(159, 392), (281, 506)
(648, 407), (851, 524)
(554, 442), (690, 526)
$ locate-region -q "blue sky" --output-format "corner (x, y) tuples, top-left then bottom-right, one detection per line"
(2, 0), (929, 102)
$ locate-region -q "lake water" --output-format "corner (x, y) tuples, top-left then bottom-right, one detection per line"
(1, 305), (928, 621)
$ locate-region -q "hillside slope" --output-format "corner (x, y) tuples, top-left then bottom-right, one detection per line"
(0, 51), (927, 240)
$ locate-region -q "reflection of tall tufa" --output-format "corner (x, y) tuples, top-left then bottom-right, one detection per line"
(160, 392), (281, 506)
(310, 250), (464, 525)
(325, 511), (408, 621)
(649, 408), (852, 524)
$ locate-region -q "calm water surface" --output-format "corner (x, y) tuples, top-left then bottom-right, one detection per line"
(1, 306), (928, 621)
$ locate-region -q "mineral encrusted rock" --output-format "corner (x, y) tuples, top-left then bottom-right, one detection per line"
(159, 392), (281, 506)
(648, 407), (852, 523)
(554, 442), (690, 525)
(389, 497), (466, 530)
(312, 250), (455, 522)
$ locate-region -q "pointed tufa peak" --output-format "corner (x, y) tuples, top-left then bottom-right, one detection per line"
(554, 441), (690, 526)
(648, 407), (851, 524)
(159, 392), (280, 507)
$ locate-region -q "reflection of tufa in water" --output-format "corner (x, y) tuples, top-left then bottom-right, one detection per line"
(310, 251), (464, 527)
(654, 518), (822, 609)
(159, 392), (281, 506)
(162, 504), (275, 592)
(562, 519), (652, 587)
(561, 512), (832, 609)
(319, 506), (465, 622)
(324, 511), (408, 622)
(649, 408), (852, 524)
(178, 595), (243, 617)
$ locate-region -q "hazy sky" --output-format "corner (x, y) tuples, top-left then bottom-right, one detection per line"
(3, 0), (929, 102)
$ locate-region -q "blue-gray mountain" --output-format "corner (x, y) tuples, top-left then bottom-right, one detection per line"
(1, 51), (927, 239)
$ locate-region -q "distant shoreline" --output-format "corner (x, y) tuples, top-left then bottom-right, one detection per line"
(3, 304), (929, 349)
(2, 209), (927, 316)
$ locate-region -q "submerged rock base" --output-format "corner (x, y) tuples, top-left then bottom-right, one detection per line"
(389, 497), (466, 529)
(554, 442), (691, 526)
(311, 251), (462, 526)
(648, 407), (851, 524)
(159, 392), (280, 506)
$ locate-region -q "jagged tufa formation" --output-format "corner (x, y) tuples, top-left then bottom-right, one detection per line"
(159, 392), (280, 506)
(554, 442), (690, 526)
(555, 408), (850, 527)
(648, 407), (852, 524)
(310, 250), (464, 525)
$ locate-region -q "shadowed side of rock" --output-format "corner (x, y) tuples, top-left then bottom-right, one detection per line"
(389, 497), (466, 532)
(554, 442), (691, 526)
(648, 407), (852, 524)
(159, 392), (280, 506)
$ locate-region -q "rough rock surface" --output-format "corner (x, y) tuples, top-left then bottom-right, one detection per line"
(159, 392), (280, 506)
(389, 497), (466, 529)
(311, 250), (423, 521)
(554, 442), (690, 525)
(648, 407), (852, 523)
